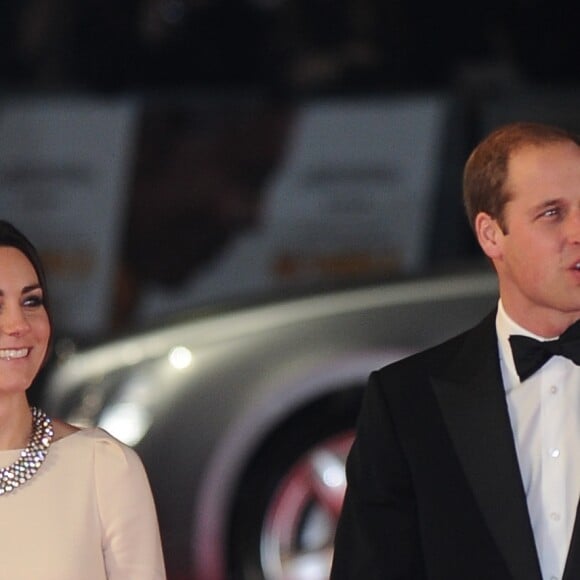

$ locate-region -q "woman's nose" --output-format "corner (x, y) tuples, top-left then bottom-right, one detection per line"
(0, 307), (30, 336)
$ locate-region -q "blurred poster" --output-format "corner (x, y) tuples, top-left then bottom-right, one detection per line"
(263, 95), (449, 279)
(0, 96), (139, 338)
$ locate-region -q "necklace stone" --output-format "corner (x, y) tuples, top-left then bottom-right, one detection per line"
(0, 407), (53, 496)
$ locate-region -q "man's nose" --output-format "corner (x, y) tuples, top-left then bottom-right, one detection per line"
(566, 210), (580, 244)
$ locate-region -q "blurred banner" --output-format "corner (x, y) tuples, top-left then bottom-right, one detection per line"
(0, 93), (452, 331)
(134, 94), (450, 321)
(0, 96), (140, 338)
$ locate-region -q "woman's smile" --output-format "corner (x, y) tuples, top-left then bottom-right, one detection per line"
(0, 347), (30, 360)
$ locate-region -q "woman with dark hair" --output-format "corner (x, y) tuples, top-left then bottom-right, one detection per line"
(0, 219), (166, 579)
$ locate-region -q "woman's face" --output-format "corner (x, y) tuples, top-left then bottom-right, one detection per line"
(0, 246), (51, 395)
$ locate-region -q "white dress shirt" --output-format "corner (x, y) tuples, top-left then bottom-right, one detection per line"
(496, 300), (580, 580)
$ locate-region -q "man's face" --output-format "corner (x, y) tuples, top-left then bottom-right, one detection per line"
(482, 141), (580, 335)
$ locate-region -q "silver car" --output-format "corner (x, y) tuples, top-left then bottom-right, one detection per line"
(43, 268), (498, 580)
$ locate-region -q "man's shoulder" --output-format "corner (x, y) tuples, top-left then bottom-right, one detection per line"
(374, 311), (496, 381)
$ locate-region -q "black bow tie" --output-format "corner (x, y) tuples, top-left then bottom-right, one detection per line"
(509, 320), (580, 381)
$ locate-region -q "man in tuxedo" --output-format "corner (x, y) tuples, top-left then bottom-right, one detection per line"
(330, 121), (580, 580)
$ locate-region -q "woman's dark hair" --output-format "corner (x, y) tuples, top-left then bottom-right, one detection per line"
(0, 219), (52, 329)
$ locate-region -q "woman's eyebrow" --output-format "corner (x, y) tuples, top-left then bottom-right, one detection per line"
(0, 283), (41, 296)
(22, 283), (42, 293)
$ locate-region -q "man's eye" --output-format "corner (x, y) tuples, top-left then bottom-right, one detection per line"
(541, 208), (559, 218)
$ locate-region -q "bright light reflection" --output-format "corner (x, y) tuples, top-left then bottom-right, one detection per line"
(168, 346), (193, 370)
(312, 450), (347, 489)
(322, 462), (346, 488)
(98, 403), (151, 446)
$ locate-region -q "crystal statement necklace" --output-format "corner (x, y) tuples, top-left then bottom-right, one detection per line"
(0, 407), (53, 496)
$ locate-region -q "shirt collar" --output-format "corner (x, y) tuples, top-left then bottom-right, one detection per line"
(495, 299), (556, 391)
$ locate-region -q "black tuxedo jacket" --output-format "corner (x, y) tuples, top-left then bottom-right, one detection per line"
(330, 311), (580, 579)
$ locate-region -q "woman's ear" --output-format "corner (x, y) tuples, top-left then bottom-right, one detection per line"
(475, 212), (503, 260)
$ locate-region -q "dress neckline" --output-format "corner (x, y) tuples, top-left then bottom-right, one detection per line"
(0, 426), (90, 459)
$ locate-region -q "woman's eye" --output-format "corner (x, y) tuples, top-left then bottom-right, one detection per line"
(23, 295), (44, 308)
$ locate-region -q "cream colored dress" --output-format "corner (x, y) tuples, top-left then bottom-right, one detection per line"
(0, 427), (166, 580)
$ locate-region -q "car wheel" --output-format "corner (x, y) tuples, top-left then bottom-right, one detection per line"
(228, 387), (361, 580)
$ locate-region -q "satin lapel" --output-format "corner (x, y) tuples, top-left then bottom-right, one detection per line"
(432, 314), (542, 580)
(563, 501), (580, 579)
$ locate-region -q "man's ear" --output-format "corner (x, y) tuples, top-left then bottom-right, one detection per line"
(475, 212), (503, 259)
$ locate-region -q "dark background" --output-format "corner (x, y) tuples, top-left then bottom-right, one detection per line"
(0, 0), (577, 95)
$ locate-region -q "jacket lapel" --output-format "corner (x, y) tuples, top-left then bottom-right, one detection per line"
(563, 502), (580, 579)
(432, 313), (543, 580)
